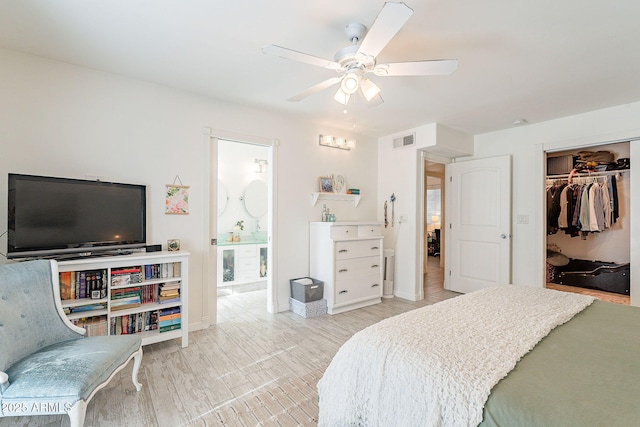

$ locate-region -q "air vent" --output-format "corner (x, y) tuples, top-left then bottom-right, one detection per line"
(393, 133), (415, 149)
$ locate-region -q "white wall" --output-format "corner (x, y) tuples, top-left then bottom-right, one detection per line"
(472, 102), (640, 305)
(0, 48), (379, 327)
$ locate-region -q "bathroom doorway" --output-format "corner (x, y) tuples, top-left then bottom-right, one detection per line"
(216, 139), (270, 297)
(208, 133), (277, 324)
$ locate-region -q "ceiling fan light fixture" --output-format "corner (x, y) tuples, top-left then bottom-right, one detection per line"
(360, 78), (381, 102)
(333, 87), (351, 105)
(341, 73), (360, 95)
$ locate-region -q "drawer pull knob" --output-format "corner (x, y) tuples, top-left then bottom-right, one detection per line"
(371, 284), (380, 287)
(338, 269), (348, 273)
(371, 246), (379, 250)
(371, 265), (379, 268)
(338, 249), (348, 253)
(339, 290), (349, 294)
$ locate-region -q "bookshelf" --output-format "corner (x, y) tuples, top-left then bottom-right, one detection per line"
(57, 251), (189, 348)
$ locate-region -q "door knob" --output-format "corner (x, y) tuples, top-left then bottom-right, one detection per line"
(500, 234), (509, 239)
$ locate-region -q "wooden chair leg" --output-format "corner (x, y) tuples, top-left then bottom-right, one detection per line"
(68, 400), (87, 427)
(131, 347), (144, 391)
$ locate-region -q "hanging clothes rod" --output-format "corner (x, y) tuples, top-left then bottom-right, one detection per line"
(546, 169), (628, 180)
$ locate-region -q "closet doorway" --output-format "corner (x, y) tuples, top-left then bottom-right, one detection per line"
(545, 141), (631, 305)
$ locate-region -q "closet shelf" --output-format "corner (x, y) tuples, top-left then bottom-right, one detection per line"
(311, 192), (361, 207)
(546, 169), (629, 180)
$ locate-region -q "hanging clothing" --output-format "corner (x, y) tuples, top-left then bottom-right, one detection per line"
(547, 175), (621, 238)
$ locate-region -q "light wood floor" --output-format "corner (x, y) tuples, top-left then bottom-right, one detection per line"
(546, 283), (630, 305)
(5, 258), (456, 427)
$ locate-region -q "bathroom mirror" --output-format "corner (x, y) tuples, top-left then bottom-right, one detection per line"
(244, 180), (267, 217)
(217, 181), (228, 216)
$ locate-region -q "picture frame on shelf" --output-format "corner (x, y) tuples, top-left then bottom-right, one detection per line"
(331, 174), (346, 194)
(319, 176), (334, 193)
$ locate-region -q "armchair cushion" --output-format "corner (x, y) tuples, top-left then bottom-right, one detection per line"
(3, 335), (141, 411)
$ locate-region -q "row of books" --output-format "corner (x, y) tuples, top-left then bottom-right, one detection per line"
(159, 307), (181, 333)
(144, 262), (181, 280)
(72, 316), (108, 337)
(111, 267), (143, 287)
(158, 282), (180, 304)
(59, 270), (107, 300)
(346, 188), (360, 195)
(111, 286), (143, 311)
(110, 311), (158, 335)
(110, 283), (180, 311)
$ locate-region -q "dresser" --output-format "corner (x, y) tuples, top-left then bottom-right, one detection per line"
(309, 221), (384, 314)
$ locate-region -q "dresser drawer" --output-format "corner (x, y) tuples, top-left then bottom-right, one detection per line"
(330, 225), (358, 239)
(334, 275), (382, 304)
(358, 225), (381, 237)
(335, 239), (382, 260)
(335, 256), (381, 280)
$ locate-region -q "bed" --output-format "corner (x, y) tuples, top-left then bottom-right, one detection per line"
(317, 285), (640, 426)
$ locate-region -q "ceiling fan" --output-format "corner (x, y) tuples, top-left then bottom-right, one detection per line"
(262, 2), (458, 106)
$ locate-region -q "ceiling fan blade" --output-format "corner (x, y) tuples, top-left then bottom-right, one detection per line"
(374, 59), (458, 76)
(262, 44), (342, 70)
(357, 2), (413, 58)
(287, 76), (343, 102)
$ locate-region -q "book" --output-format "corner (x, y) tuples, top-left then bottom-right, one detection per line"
(159, 306), (180, 315)
(158, 318), (181, 328)
(59, 272), (72, 300)
(159, 323), (181, 333)
(79, 272), (87, 299)
(158, 312), (181, 321)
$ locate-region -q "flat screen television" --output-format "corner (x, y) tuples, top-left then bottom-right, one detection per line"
(7, 173), (146, 259)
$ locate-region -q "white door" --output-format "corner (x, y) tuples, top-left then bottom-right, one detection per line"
(445, 155), (511, 293)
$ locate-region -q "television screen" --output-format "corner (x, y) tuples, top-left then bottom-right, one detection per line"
(8, 174), (146, 259)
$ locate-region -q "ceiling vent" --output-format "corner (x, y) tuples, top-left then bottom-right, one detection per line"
(393, 133), (415, 149)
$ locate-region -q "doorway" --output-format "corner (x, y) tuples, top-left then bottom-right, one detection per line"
(423, 159), (445, 295)
(207, 133), (277, 326)
(544, 141), (631, 305)
(216, 140), (270, 297)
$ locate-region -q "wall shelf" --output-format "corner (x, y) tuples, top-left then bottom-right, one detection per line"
(311, 192), (361, 207)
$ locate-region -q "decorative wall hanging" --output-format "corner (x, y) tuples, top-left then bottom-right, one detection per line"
(166, 175), (189, 215)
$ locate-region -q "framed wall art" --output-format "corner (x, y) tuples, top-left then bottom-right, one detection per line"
(166, 175), (189, 214)
(319, 176), (334, 193)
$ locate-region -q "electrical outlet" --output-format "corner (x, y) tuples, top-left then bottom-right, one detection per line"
(517, 214), (529, 224)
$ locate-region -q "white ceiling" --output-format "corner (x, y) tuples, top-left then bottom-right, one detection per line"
(1, 1), (639, 138)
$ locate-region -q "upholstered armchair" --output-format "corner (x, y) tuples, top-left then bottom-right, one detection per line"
(0, 260), (143, 427)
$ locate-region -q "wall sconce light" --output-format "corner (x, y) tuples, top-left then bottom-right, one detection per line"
(254, 158), (268, 173)
(319, 134), (356, 151)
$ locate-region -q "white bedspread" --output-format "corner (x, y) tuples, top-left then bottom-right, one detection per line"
(317, 285), (595, 427)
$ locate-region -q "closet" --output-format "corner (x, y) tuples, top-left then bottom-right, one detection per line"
(545, 141), (631, 302)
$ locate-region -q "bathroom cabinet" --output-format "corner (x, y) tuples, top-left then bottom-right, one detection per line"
(217, 243), (267, 287)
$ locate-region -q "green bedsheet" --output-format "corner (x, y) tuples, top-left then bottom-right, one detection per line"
(480, 300), (640, 426)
